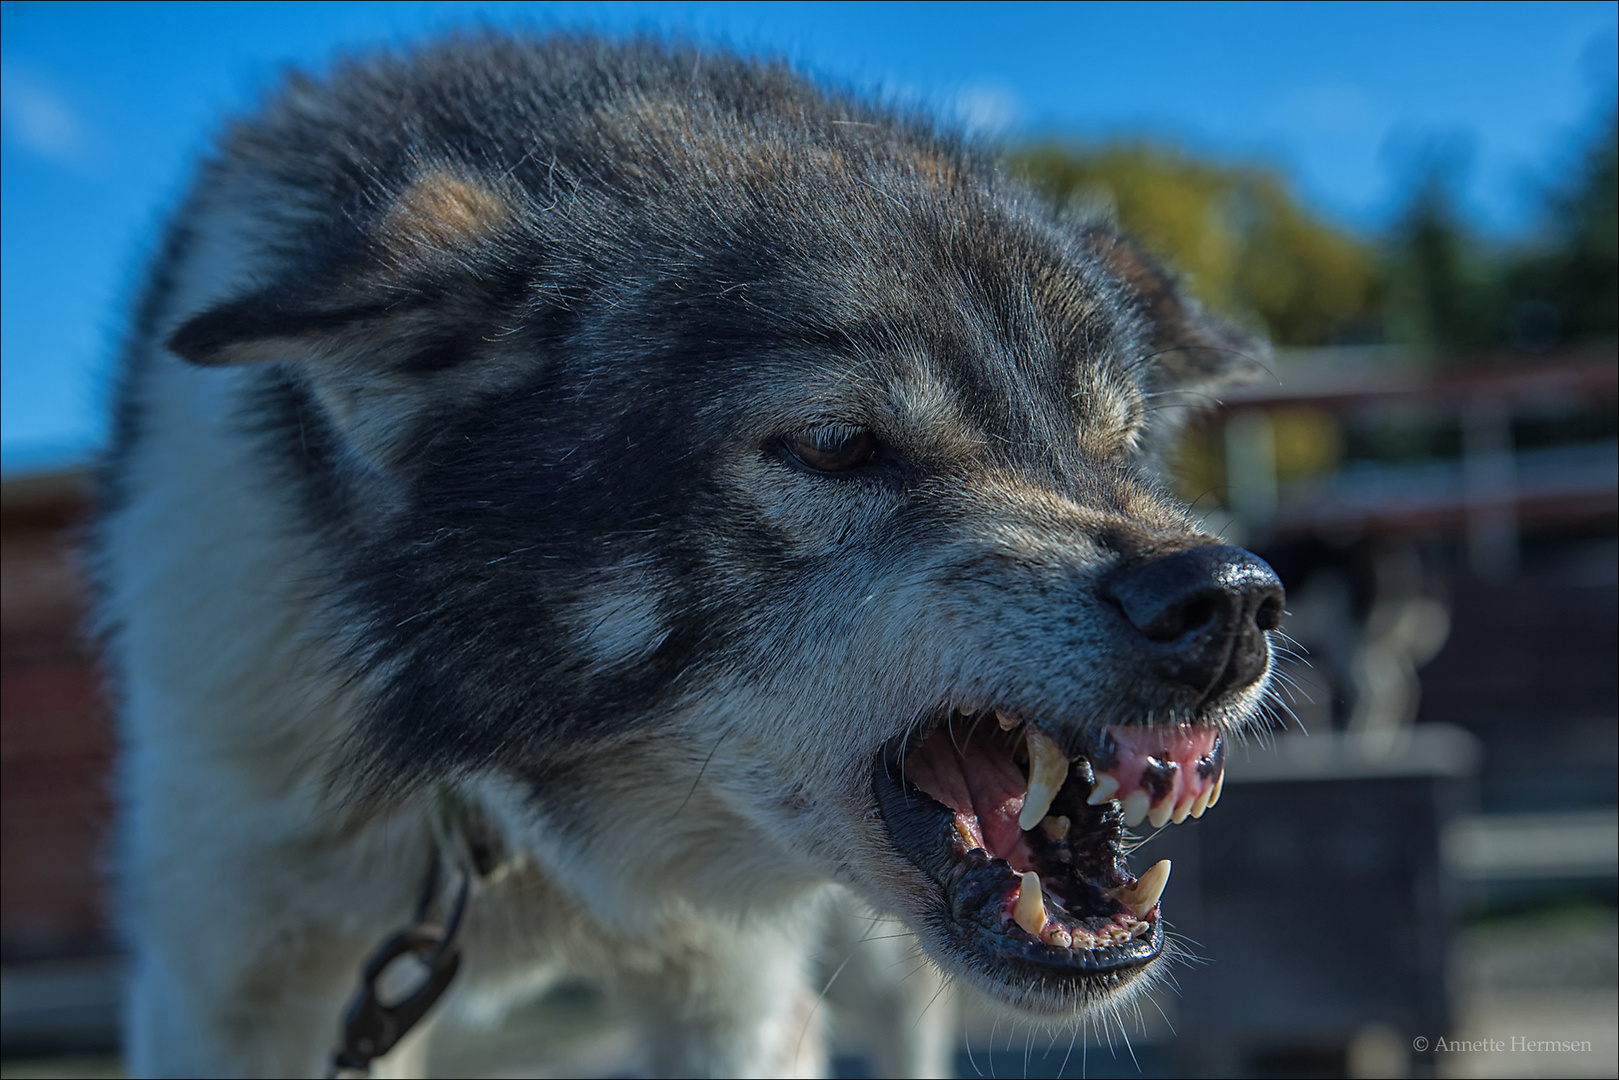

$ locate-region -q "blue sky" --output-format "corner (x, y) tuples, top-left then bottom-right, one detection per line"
(3, 0), (1616, 472)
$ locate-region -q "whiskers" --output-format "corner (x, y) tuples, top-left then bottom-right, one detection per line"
(956, 940), (1185, 1079)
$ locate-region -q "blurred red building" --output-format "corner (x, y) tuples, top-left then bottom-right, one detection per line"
(2, 468), (112, 963)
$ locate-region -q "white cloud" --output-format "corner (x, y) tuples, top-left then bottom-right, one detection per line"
(1274, 81), (1380, 137)
(1, 64), (87, 162)
(951, 81), (1024, 136)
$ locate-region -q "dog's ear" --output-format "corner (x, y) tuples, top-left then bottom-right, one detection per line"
(168, 171), (513, 367)
(165, 171), (523, 469)
(1082, 228), (1270, 397)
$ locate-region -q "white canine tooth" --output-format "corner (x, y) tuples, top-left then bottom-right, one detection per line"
(1148, 796), (1173, 829)
(1086, 772), (1121, 805)
(1209, 768), (1226, 807)
(1121, 790), (1150, 827)
(1190, 786), (1213, 819)
(996, 709), (1019, 731)
(1018, 727), (1070, 830)
(1110, 859), (1171, 917)
(1013, 871), (1047, 936)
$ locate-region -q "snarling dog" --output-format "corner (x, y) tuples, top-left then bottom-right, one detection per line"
(92, 34), (1284, 1077)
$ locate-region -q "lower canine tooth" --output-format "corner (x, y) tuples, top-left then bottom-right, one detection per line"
(1018, 727), (1070, 830)
(1121, 790), (1150, 827)
(1111, 859), (1171, 917)
(1013, 871), (1047, 936)
(1087, 772), (1120, 805)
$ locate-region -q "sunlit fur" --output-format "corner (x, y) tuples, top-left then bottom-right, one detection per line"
(93, 34), (1274, 1076)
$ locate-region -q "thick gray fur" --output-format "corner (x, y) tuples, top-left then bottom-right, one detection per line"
(93, 34), (1271, 1077)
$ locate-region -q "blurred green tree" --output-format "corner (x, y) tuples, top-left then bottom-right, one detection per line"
(1379, 163), (1504, 352)
(1010, 142), (1380, 347)
(1381, 111), (1616, 358)
(1014, 113), (1617, 358)
(1502, 110), (1618, 348)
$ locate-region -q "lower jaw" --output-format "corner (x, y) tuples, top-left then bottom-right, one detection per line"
(942, 847), (1164, 973)
(871, 760), (1164, 1009)
(923, 882), (1166, 1016)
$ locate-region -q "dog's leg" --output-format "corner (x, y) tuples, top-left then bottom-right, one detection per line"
(119, 768), (433, 1078)
(612, 916), (826, 1078)
(125, 930), (361, 1079)
(821, 904), (957, 1079)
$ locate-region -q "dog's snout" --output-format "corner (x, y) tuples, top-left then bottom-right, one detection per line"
(1106, 546), (1285, 701)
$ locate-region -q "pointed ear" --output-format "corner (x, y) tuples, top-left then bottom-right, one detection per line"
(1083, 227), (1270, 395)
(167, 170), (514, 369)
(166, 289), (396, 367)
(162, 171), (523, 470)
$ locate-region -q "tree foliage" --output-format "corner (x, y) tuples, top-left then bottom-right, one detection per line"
(1010, 142), (1379, 347)
(1011, 112), (1618, 357)
(1381, 111), (1617, 358)
(1503, 110), (1618, 347)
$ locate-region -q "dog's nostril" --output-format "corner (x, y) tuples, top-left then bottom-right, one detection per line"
(1106, 545), (1286, 699)
(1255, 595), (1283, 632)
(1143, 592), (1220, 643)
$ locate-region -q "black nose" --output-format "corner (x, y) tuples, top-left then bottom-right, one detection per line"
(1105, 545), (1285, 703)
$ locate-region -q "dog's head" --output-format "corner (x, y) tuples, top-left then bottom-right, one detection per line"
(165, 38), (1283, 1016)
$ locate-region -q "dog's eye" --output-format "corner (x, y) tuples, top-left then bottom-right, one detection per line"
(785, 427), (880, 473)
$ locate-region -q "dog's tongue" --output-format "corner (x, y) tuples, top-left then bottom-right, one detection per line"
(904, 723), (1033, 864)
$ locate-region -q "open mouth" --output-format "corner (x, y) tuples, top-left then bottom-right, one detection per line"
(873, 707), (1225, 990)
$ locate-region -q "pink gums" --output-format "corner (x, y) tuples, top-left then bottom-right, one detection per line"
(1102, 724), (1223, 810)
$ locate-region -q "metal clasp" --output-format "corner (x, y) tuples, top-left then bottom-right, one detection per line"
(329, 869), (469, 1078)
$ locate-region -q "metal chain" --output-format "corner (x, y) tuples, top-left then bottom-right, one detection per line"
(327, 790), (490, 1079)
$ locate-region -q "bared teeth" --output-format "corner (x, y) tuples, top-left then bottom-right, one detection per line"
(1085, 758), (1225, 826)
(1013, 871), (1047, 936)
(1109, 859), (1171, 917)
(1017, 727), (1070, 830)
(1148, 796), (1173, 829)
(1041, 814), (1070, 841)
(1041, 925), (1072, 949)
(1171, 794), (1194, 825)
(1121, 790), (1150, 827)
(995, 709), (1020, 731)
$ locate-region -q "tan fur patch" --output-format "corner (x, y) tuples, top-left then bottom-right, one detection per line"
(381, 172), (509, 254)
